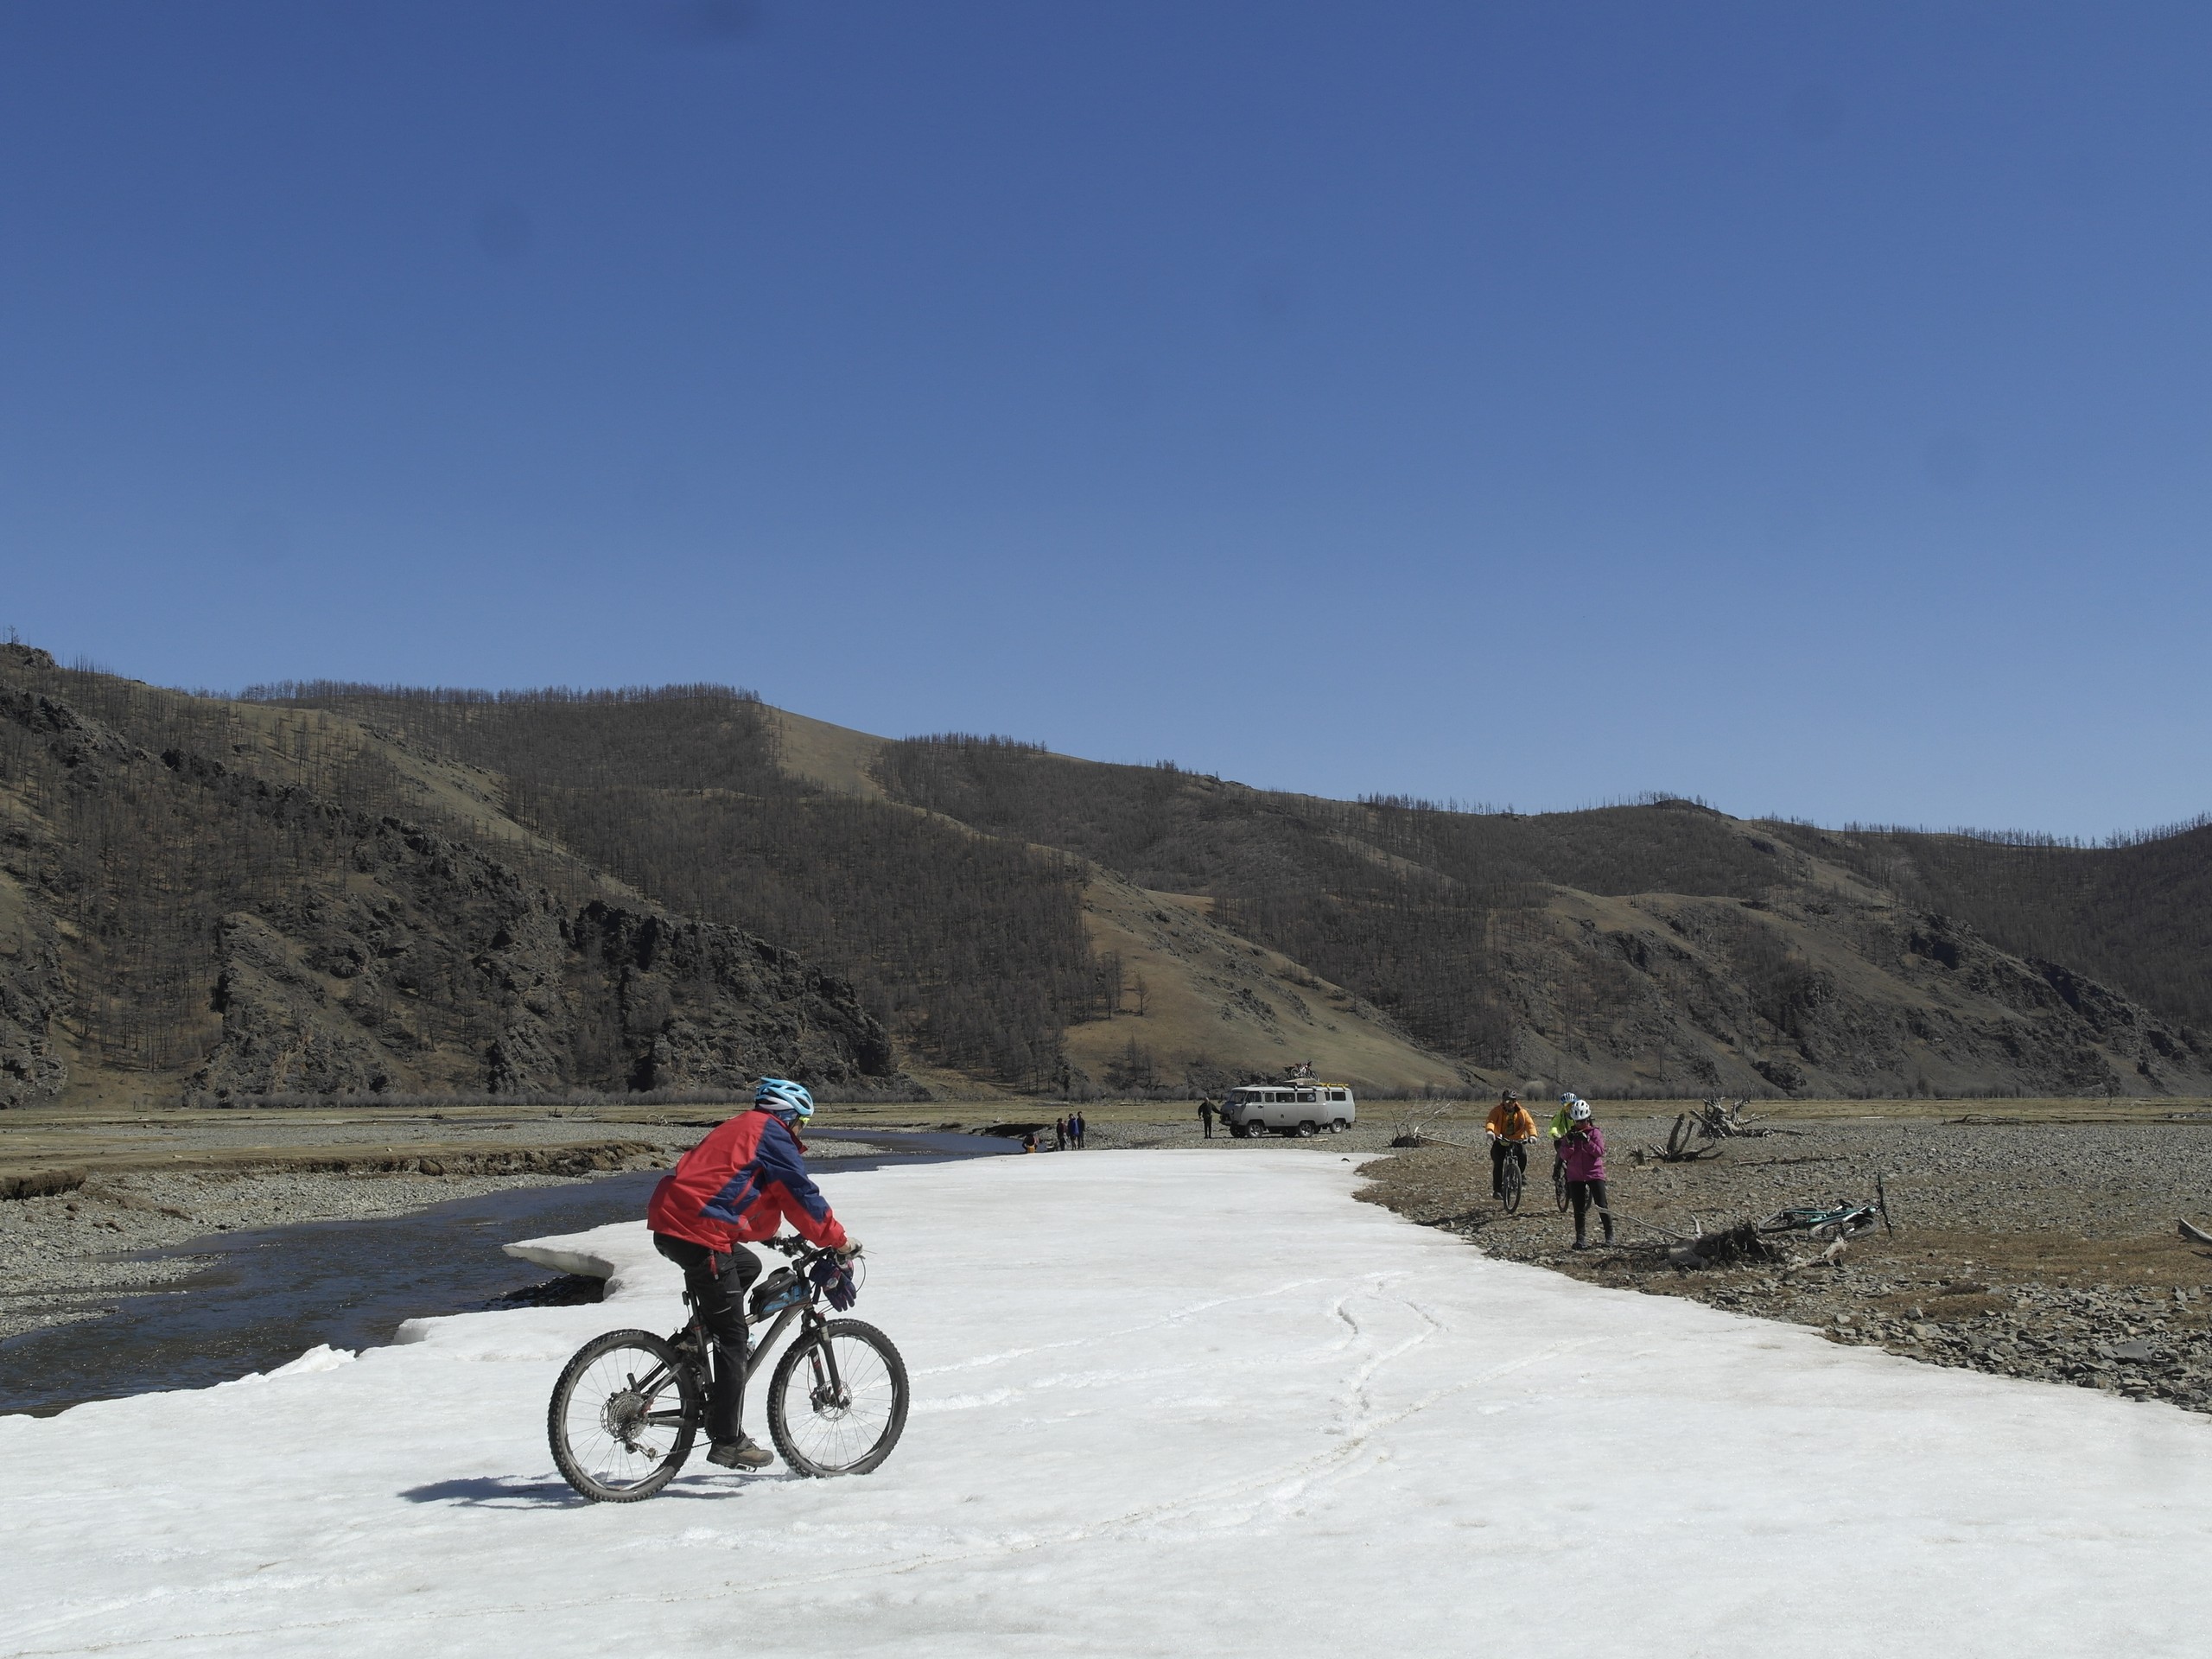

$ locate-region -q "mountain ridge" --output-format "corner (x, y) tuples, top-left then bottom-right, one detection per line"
(4, 647), (2204, 1104)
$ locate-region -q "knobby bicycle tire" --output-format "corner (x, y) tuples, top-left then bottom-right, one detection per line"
(1500, 1158), (1525, 1214)
(766, 1318), (911, 1478)
(549, 1328), (703, 1503)
(1553, 1163), (1569, 1213)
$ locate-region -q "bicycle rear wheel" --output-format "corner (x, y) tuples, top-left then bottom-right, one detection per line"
(548, 1329), (702, 1503)
(1500, 1157), (1525, 1214)
(767, 1319), (910, 1477)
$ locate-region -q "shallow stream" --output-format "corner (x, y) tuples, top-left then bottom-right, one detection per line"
(0, 1130), (1007, 1417)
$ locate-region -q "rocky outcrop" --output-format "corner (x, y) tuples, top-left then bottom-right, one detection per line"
(189, 913), (404, 1098)
(0, 652), (900, 1105)
(0, 899), (67, 1109)
(563, 902), (895, 1092)
(181, 862), (899, 1103)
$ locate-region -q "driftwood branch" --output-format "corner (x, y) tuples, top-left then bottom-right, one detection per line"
(1780, 1238), (1849, 1277)
(1665, 1221), (1783, 1268)
(2180, 1218), (2212, 1246)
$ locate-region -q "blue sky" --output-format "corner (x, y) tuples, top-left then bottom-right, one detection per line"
(3, 2), (2207, 836)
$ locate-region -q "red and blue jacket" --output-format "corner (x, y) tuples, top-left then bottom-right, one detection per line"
(648, 1108), (849, 1254)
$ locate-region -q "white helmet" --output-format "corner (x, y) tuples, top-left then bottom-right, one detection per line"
(1559, 1092), (1576, 1106)
(1569, 1101), (1592, 1122)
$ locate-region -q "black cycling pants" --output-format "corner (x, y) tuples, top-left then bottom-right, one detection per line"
(653, 1233), (761, 1444)
(1567, 1179), (1612, 1239)
(1489, 1140), (1528, 1193)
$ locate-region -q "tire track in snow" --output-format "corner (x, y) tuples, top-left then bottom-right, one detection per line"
(907, 1274), (1332, 1379)
(906, 1275), (1383, 1417)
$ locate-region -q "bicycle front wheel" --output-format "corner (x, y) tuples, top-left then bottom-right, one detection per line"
(1553, 1163), (1569, 1212)
(767, 1319), (910, 1477)
(1500, 1159), (1524, 1214)
(548, 1329), (702, 1503)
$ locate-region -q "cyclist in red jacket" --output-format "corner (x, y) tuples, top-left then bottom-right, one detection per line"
(648, 1077), (859, 1471)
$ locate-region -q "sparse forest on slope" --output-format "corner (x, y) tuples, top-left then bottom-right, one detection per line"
(0, 649), (895, 1107)
(4, 644), (2206, 1106)
(253, 686), (1097, 1088)
(1764, 822), (2212, 1033)
(871, 736), (2212, 1099)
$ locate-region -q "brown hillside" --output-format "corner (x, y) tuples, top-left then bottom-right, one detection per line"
(870, 737), (2212, 1099)
(0, 648), (897, 1107)
(1065, 875), (1470, 1096)
(12, 647), (2202, 1105)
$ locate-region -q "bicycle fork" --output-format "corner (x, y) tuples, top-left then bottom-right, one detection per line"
(742, 1307), (851, 1412)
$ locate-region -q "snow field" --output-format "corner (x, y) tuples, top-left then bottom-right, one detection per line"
(3, 1149), (2209, 1656)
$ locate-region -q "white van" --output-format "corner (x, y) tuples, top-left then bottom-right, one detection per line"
(1226, 1083), (1356, 1137)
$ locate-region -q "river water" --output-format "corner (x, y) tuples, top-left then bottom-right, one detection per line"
(0, 1130), (1009, 1418)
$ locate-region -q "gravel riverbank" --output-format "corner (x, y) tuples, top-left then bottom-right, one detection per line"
(1357, 1113), (2212, 1414)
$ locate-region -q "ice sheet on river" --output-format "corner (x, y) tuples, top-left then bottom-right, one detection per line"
(3, 1150), (2206, 1656)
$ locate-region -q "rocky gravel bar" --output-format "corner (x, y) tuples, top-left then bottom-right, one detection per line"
(1357, 1111), (2212, 1414)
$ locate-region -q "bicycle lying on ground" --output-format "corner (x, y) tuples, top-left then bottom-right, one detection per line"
(1755, 1177), (1894, 1243)
(547, 1235), (910, 1503)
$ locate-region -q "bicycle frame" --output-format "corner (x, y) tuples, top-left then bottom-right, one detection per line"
(1757, 1178), (1894, 1240)
(657, 1239), (856, 1414)
(740, 1300), (823, 1384)
(614, 1314), (815, 1445)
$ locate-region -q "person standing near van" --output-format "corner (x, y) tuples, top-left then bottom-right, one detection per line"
(1198, 1096), (1216, 1139)
(1559, 1101), (1612, 1249)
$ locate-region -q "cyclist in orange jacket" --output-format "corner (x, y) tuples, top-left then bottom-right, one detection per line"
(1484, 1090), (1539, 1198)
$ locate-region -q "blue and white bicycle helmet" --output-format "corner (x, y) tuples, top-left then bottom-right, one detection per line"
(754, 1077), (815, 1121)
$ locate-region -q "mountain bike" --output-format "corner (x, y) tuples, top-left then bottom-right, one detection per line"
(1493, 1137), (1533, 1214)
(1755, 1177), (1894, 1243)
(547, 1235), (909, 1503)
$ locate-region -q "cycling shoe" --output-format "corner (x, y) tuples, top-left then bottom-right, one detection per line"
(707, 1439), (773, 1471)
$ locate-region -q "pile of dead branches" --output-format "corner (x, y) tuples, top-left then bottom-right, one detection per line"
(1655, 1096), (1801, 1162)
(1662, 1221), (1782, 1268)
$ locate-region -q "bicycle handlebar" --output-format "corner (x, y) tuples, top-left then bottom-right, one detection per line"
(763, 1234), (862, 1262)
